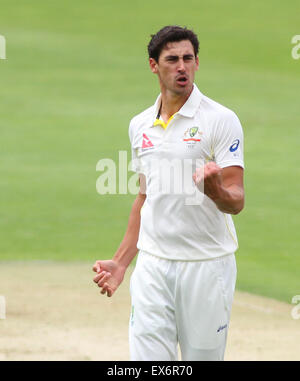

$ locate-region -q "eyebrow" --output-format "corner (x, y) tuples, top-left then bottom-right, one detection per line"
(164, 54), (195, 60)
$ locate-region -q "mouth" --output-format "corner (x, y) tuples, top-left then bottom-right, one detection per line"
(176, 75), (188, 86)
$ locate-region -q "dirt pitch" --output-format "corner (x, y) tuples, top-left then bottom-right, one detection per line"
(0, 262), (299, 361)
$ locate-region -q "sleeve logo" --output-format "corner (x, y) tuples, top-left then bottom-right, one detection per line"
(229, 139), (240, 152)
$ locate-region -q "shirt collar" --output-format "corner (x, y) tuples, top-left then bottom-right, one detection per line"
(151, 83), (203, 126)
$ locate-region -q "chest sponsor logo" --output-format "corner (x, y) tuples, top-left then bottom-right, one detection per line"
(183, 127), (202, 148)
(142, 133), (154, 150)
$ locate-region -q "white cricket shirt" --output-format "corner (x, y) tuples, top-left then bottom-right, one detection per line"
(129, 84), (244, 260)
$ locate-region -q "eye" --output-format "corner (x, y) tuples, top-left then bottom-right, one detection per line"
(183, 55), (194, 61)
(166, 56), (178, 62)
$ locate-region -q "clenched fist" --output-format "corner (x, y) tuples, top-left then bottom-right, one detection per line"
(192, 162), (222, 201)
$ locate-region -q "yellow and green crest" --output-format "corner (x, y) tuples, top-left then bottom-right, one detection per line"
(189, 127), (198, 137)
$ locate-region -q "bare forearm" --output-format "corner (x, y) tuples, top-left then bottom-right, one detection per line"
(193, 163), (244, 215)
(208, 184), (244, 215)
(112, 193), (146, 268)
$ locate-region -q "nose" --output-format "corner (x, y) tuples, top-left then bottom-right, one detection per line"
(177, 58), (185, 72)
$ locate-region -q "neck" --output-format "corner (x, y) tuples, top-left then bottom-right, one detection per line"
(159, 85), (194, 121)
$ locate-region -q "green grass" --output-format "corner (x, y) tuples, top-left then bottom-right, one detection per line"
(0, 0), (299, 303)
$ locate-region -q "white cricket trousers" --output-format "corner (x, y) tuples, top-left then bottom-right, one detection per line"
(129, 251), (237, 361)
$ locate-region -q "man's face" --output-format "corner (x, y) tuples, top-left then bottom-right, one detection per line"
(149, 40), (199, 96)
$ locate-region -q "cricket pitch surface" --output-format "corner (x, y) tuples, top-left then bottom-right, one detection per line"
(0, 262), (299, 361)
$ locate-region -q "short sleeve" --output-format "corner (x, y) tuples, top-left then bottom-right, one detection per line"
(128, 119), (142, 173)
(213, 111), (244, 169)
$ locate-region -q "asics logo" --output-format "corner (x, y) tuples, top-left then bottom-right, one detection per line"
(217, 324), (227, 332)
(229, 139), (240, 152)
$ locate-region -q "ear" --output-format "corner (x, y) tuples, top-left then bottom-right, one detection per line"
(149, 58), (158, 74)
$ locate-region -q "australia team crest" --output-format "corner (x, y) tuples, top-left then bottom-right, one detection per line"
(183, 127), (202, 147)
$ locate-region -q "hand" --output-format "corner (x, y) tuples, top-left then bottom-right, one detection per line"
(193, 162), (222, 200)
(92, 259), (126, 297)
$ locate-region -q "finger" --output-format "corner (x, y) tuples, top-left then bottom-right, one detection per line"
(93, 271), (108, 283)
(205, 162), (221, 175)
(100, 284), (108, 295)
(194, 167), (205, 180)
(204, 170), (218, 181)
(196, 174), (204, 183)
(97, 273), (111, 287)
(205, 161), (219, 170)
(193, 172), (204, 185)
(92, 262), (101, 273)
(100, 283), (113, 297)
(102, 283), (113, 297)
(94, 271), (112, 284)
(205, 170), (222, 184)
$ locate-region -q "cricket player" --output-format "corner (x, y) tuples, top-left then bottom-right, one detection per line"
(93, 25), (245, 361)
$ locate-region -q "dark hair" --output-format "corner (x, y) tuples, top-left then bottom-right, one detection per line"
(148, 25), (199, 62)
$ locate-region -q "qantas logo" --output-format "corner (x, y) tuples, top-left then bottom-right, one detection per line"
(142, 133), (154, 149)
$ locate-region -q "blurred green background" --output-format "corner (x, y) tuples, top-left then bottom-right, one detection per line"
(0, 0), (299, 302)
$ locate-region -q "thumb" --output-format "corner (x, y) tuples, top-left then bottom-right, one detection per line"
(92, 262), (101, 273)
